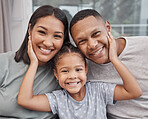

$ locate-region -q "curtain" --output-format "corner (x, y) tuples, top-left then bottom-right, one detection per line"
(0, 0), (32, 53)
(0, 0), (12, 53)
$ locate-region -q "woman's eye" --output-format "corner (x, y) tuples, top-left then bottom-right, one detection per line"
(54, 35), (62, 39)
(38, 31), (46, 35)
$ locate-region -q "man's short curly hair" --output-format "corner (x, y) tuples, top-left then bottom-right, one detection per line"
(70, 9), (103, 34)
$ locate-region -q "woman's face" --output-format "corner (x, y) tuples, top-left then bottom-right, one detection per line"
(29, 15), (64, 65)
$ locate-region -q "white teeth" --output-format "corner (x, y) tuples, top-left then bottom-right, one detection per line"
(68, 82), (78, 85)
(93, 47), (103, 55)
(40, 48), (51, 53)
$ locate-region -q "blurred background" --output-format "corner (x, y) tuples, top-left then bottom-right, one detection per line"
(0, 0), (148, 52)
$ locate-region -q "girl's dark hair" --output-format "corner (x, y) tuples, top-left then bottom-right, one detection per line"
(14, 5), (70, 64)
(52, 42), (87, 71)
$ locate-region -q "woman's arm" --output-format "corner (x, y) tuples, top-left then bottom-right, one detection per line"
(107, 33), (142, 101)
(17, 38), (51, 112)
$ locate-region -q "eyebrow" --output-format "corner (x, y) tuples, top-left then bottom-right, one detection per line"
(76, 38), (84, 42)
(37, 26), (48, 31)
(76, 65), (85, 68)
(59, 67), (68, 71)
(90, 28), (100, 34)
(59, 64), (84, 70)
(76, 27), (101, 41)
(37, 26), (64, 35)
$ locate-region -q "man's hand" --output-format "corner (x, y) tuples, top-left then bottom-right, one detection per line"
(107, 32), (118, 62)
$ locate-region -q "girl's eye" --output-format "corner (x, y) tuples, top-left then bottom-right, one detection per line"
(61, 70), (68, 73)
(76, 68), (82, 72)
(38, 30), (46, 35)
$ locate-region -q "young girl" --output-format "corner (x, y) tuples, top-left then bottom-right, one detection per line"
(18, 33), (142, 119)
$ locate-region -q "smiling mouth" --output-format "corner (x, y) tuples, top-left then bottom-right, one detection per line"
(66, 82), (80, 86)
(39, 47), (52, 54)
(90, 46), (104, 56)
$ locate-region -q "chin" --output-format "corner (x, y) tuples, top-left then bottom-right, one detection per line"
(90, 57), (109, 64)
(38, 57), (51, 65)
(68, 89), (81, 94)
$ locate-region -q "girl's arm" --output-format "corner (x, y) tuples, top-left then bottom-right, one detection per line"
(107, 33), (142, 101)
(17, 38), (51, 112)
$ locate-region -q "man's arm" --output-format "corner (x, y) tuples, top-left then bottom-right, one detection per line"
(107, 33), (142, 101)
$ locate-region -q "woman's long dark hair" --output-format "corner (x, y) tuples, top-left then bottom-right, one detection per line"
(14, 5), (69, 64)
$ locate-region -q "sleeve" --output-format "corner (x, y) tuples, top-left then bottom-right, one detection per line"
(45, 93), (58, 114)
(0, 53), (8, 85)
(101, 82), (116, 105)
(89, 82), (116, 105)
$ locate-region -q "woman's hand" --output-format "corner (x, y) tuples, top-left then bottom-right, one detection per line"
(107, 32), (118, 62)
(28, 36), (38, 64)
(18, 36), (51, 112)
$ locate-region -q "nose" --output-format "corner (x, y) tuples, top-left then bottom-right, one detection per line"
(87, 38), (97, 50)
(68, 70), (77, 79)
(43, 36), (54, 47)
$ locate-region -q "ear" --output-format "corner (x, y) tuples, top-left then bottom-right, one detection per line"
(54, 69), (59, 80)
(28, 24), (31, 36)
(105, 21), (112, 34)
(85, 65), (88, 74)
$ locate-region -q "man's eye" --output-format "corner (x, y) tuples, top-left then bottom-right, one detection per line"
(78, 40), (86, 45)
(92, 31), (100, 37)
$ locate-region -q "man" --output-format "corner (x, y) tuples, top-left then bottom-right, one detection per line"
(70, 9), (148, 119)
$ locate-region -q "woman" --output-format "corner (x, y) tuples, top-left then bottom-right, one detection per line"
(0, 5), (69, 118)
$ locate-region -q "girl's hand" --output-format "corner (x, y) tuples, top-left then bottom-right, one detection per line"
(28, 36), (38, 64)
(107, 32), (118, 62)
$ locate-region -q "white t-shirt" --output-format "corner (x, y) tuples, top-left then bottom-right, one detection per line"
(87, 36), (148, 118)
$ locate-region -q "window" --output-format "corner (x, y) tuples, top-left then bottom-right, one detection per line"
(33, 0), (148, 37)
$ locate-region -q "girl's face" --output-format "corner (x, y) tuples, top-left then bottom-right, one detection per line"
(29, 15), (64, 66)
(54, 53), (88, 98)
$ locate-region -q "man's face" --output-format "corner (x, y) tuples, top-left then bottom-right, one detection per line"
(71, 16), (111, 64)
